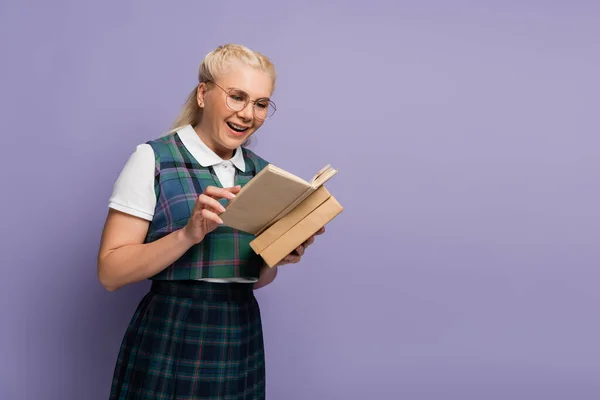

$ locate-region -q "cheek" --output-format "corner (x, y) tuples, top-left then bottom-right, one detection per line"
(216, 105), (237, 122)
(206, 101), (231, 122)
(253, 119), (265, 130)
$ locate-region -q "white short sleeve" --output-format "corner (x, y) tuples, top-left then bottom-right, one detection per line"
(108, 144), (157, 221)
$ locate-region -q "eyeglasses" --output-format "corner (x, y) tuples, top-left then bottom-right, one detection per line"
(207, 81), (276, 121)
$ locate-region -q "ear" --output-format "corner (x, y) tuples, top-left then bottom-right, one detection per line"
(196, 83), (207, 108)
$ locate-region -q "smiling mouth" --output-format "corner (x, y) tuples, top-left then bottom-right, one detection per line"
(227, 122), (249, 133)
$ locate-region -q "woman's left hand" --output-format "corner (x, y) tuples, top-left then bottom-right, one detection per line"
(275, 226), (326, 267)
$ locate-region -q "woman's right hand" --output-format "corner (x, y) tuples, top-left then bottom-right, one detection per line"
(182, 185), (242, 244)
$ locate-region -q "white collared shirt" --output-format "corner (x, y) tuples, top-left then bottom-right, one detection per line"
(108, 125), (257, 283)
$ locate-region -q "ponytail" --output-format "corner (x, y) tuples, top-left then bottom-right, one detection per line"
(170, 86), (202, 132)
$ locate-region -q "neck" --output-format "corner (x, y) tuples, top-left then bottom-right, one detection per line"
(192, 123), (233, 160)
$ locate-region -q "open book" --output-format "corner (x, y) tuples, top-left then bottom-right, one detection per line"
(220, 164), (338, 235)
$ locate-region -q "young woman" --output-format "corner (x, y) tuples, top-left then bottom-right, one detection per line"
(98, 43), (324, 399)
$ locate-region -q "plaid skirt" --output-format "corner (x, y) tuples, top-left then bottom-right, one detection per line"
(109, 280), (266, 400)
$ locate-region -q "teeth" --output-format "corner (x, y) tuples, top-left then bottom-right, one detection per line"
(228, 122), (248, 132)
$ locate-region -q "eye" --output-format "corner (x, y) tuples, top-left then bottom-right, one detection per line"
(230, 94), (244, 102)
(255, 101), (268, 109)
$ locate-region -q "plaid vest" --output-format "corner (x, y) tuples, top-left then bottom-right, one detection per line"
(144, 133), (269, 280)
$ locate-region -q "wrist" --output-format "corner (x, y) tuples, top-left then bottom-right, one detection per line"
(177, 227), (200, 249)
(255, 262), (278, 290)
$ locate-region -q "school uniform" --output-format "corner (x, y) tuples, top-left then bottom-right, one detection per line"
(107, 125), (270, 399)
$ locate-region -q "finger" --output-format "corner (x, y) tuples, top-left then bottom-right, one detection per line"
(200, 208), (223, 225)
(294, 245), (305, 256)
(303, 236), (315, 248)
(225, 185), (242, 194)
(197, 194), (226, 213)
(285, 254), (301, 264)
(315, 227), (325, 235)
(203, 186), (238, 200)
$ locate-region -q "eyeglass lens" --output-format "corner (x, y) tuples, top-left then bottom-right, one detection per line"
(226, 89), (276, 120)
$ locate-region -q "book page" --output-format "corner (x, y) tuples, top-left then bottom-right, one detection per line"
(267, 164), (309, 186)
(220, 165), (311, 234)
(311, 165), (338, 188)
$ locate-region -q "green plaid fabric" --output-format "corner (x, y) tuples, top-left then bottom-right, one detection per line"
(144, 132), (269, 280)
(109, 280), (266, 399)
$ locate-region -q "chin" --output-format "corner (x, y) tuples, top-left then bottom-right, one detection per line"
(223, 129), (254, 147)
(220, 133), (245, 146)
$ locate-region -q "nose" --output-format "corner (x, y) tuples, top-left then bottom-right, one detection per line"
(237, 102), (254, 121)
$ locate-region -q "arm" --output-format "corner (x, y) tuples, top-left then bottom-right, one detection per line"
(98, 144), (241, 291)
(98, 143), (187, 291)
(97, 186), (240, 292)
(254, 264), (278, 290)
(97, 209), (195, 291)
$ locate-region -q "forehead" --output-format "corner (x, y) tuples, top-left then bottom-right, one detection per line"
(218, 63), (273, 98)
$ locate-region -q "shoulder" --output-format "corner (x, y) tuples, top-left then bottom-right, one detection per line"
(145, 133), (179, 158)
(108, 142), (157, 221)
(123, 143), (156, 170)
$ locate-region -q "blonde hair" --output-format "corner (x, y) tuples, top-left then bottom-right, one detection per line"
(170, 44), (277, 132)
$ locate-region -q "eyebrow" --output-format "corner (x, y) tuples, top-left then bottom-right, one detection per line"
(227, 86), (271, 101)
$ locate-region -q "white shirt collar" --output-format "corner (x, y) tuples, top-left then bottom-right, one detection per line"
(177, 124), (246, 172)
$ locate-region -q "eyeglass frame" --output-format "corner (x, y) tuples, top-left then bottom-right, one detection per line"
(204, 80), (277, 121)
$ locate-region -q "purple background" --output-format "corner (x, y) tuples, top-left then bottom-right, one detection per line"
(1, 1), (599, 399)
